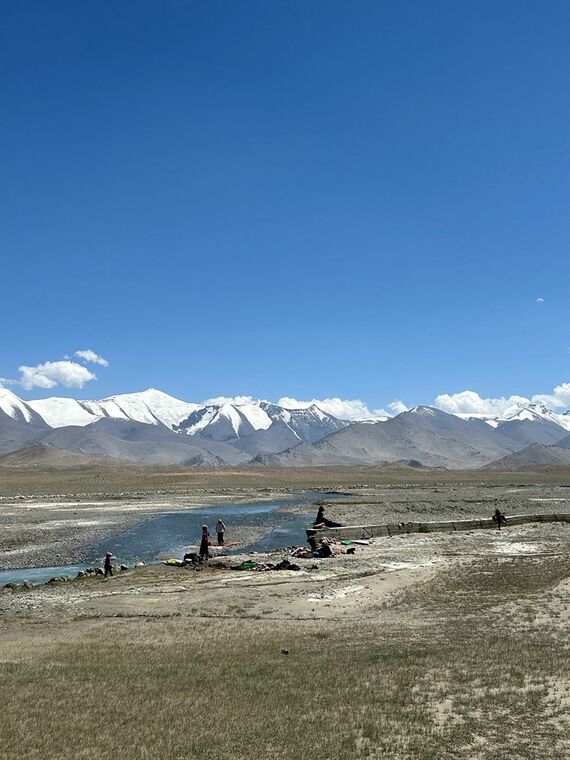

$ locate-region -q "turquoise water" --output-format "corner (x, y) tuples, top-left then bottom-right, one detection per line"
(0, 493), (327, 586)
(0, 564), (87, 585)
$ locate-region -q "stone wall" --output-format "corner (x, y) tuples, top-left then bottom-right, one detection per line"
(307, 513), (570, 541)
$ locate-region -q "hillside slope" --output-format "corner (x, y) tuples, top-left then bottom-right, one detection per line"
(255, 407), (515, 469)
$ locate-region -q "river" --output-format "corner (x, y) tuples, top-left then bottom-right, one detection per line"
(0, 491), (333, 586)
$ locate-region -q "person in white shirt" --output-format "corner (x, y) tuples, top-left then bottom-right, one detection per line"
(216, 519), (226, 546)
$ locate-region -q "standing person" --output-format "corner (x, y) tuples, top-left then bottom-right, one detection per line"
(199, 524), (210, 560)
(216, 519), (226, 546)
(104, 552), (114, 577)
(492, 507), (506, 530)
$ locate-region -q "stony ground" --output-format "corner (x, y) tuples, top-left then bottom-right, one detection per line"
(3, 471), (570, 569)
(310, 481), (570, 524)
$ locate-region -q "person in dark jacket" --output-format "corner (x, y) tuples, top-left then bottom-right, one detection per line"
(314, 505), (342, 528)
(104, 552), (114, 577)
(492, 507), (506, 530)
(199, 525), (210, 560)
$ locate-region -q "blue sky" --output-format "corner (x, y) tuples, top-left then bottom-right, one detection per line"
(2, 1), (569, 415)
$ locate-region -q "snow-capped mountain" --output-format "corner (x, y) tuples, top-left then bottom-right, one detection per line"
(175, 399), (349, 456)
(3, 388), (570, 469)
(458, 402), (570, 448)
(0, 389), (350, 464)
(178, 401), (273, 439)
(177, 400), (347, 441)
(459, 402), (570, 432)
(3, 387), (349, 446)
(28, 389), (200, 430)
(496, 402), (570, 430)
(0, 388), (47, 427)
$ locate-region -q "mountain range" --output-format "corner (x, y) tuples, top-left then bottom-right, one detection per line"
(1, 387), (570, 470)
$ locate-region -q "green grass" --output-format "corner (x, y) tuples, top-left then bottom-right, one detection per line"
(2, 557), (570, 759)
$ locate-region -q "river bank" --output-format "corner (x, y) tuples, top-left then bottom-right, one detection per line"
(0, 489), (322, 571)
(4, 477), (570, 572)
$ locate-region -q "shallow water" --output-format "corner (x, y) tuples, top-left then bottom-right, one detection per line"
(0, 493), (325, 586)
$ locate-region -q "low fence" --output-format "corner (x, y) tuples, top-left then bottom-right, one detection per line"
(306, 512), (570, 542)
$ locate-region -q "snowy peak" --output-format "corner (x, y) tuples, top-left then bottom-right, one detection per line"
(90, 389), (201, 430)
(0, 388), (46, 427)
(407, 405), (439, 417)
(457, 402), (570, 434)
(281, 404), (349, 441)
(402, 406), (456, 422)
(176, 398), (349, 444)
(179, 404), (253, 441)
(500, 402), (559, 424)
(28, 389), (200, 430)
(491, 402), (570, 433)
(178, 401), (273, 440)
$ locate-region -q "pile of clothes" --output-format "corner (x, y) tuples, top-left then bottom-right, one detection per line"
(291, 543), (335, 558)
(231, 558), (302, 572)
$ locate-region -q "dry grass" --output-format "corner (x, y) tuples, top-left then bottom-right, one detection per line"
(2, 464), (570, 498)
(2, 554), (570, 759)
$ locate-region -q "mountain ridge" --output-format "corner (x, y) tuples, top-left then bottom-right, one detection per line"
(2, 388), (570, 469)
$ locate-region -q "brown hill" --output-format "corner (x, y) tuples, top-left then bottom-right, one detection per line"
(482, 442), (570, 471)
(0, 443), (122, 469)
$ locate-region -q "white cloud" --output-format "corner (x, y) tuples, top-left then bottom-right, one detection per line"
(532, 382), (570, 409)
(202, 395), (258, 406)
(434, 390), (530, 416)
(388, 399), (409, 414)
(17, 361), (97, 390)
(278, 396), (387, 420)
(75, 349), (109, 367)
(435, 383), (570, 416)
(536, 297), (545, 304)
(200, 394), (389, 420)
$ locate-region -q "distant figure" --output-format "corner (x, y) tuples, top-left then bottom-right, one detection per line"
(492, 508), (506, 530)
(104, 552), (114, 577)
(314, 505), (342, 529)
(216, 519), (226, 546)
(199, 524), (210, 560)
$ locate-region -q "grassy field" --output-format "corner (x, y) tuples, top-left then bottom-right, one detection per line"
(2, 552), (569, 759)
